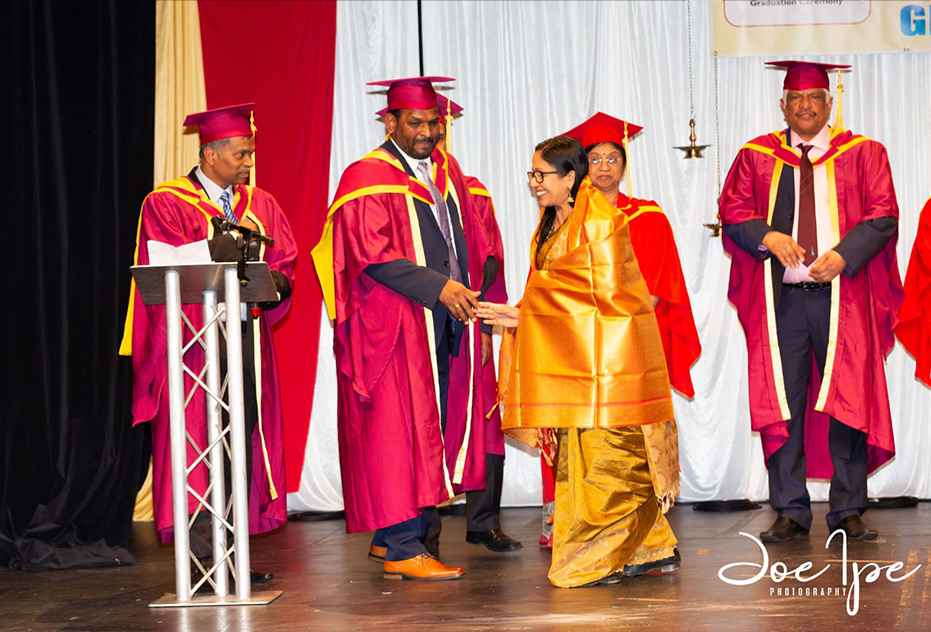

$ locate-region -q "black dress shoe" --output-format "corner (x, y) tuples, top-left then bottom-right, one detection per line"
(465, 529), (523, 552)
(250, 569), (274, 584)
(760, 516), (809, 542)
(833, 515), (878, 541)
(422, 536), (441, 560)
(624, 548), (681, 577)
(191, 567), (274, 592)
(579, 570), (624, 587)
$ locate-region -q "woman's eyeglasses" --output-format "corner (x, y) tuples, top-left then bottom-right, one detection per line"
(527, 170), (559, 184)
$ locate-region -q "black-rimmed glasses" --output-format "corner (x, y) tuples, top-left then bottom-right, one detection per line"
(527, 170), (559, 184)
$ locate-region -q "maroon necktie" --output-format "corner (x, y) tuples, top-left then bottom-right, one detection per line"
(797, 144), (817, 266)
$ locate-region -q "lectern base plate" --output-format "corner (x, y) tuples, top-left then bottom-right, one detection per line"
(149, 589), (282, 608)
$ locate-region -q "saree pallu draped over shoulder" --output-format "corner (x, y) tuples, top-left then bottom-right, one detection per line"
(497, 179), (679, 587)
(502, 181), (674, 430)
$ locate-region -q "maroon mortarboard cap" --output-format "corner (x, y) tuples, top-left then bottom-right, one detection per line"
(182, 103), (254, 144)
(367, 76), (454, 117)
(766, 61), (851, 91)
(563, 112), (643, 149)
(437, 95), (463, 122)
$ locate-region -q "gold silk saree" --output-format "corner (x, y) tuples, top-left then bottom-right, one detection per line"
(498, 179), (679, 587)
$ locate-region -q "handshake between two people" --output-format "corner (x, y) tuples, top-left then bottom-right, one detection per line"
(438, 280), (520, 329)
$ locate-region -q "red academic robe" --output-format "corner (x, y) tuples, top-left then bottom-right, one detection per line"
(720, 129), (903, 477)
(896, 196), (931, 386)
(616, 194), (701, 397)
(121, 175), (297, 540)
(464, 176), (508, 456)
(324, 146), (488, 533)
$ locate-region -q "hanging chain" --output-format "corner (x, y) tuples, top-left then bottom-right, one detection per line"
(714, 56), (721, 195)
(687, 0), (694, 120)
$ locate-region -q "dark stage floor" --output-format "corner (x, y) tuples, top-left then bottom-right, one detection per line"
(2, 503), (930, 631)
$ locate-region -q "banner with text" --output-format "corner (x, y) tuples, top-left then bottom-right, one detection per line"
(711, 0), (931, 56)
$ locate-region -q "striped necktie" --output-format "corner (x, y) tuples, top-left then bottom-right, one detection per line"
(219, 190), (237, 225)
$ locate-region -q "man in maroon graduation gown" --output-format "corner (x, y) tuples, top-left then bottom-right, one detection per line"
(120, 104), (297, 581)
(720, 61), (903, 542)
(313, 77), (489, 581)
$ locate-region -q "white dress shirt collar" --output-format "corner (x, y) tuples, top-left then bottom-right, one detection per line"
(195, 165), (234, 206)
(793, 124), (831, 154)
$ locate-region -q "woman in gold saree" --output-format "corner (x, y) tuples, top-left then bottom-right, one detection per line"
(477, 136), (680, 587)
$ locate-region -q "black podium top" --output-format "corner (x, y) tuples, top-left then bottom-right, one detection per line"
(131, 262), (279, 305)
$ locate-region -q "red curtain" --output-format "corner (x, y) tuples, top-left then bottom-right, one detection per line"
(198, 0), (337, 491)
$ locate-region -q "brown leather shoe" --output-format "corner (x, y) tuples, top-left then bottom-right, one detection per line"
(383, 553), (464, 581)
(833, 515), (878, 541)
(368, 545), (387, 563)
(760, 516), (809, 543)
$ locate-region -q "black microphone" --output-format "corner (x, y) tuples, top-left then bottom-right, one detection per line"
(211, 217), (275, 246)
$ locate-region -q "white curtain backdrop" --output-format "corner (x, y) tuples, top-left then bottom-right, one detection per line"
(288, 0), (931, 513)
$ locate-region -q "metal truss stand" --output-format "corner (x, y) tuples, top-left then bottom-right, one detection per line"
(132, 262), (281, 608)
